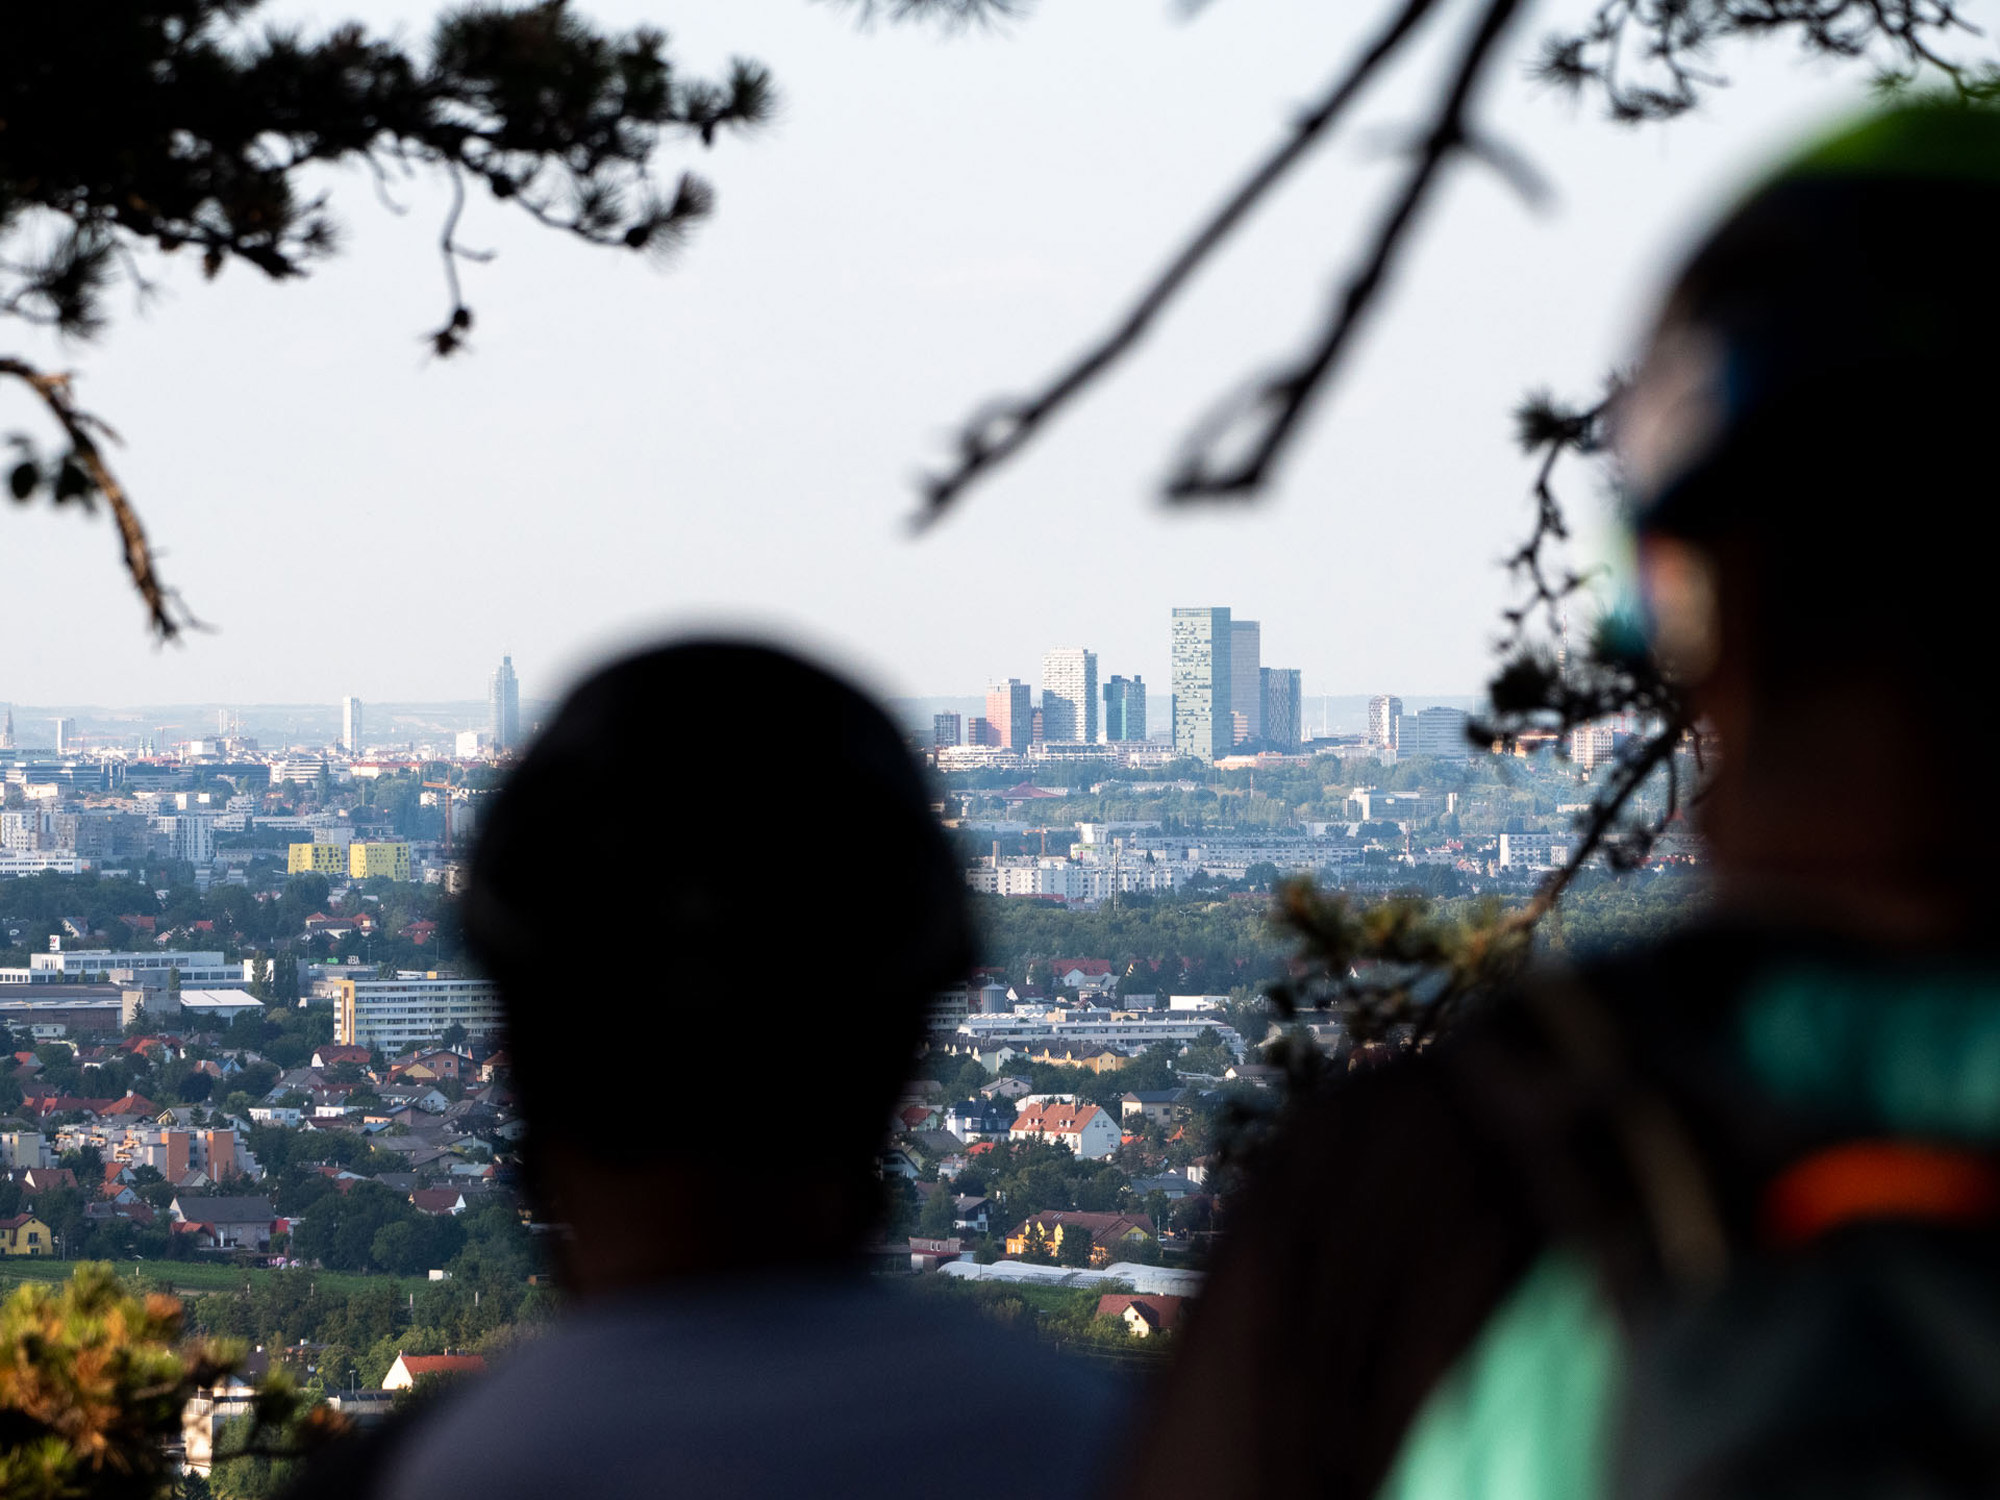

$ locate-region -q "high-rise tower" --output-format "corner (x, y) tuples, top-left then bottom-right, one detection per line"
(1229, 620), (1262, 743)
(340, 696), (364, 755)
(1367, 695), (1404, 754)
(1171, 608), (1233, 762)
(984, 680), (1031, 753)
(489, 656), (520, 753)
(1261, 668), (1302, 753)
(1103, 676), (1147, 742)
(1040, 648), (1098, 743)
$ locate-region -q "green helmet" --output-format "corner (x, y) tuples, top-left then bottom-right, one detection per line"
(1620, 101), (2000, 535)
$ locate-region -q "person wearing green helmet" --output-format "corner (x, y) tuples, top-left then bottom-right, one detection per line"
(1116, 102), (2000, 1500)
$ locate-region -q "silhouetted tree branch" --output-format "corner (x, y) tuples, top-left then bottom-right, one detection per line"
(1, 356), (194, 639)
(916, 0), (1988, 519)
(913, 0), (1449, 524)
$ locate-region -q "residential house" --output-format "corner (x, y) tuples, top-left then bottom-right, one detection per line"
(1120, 1088), (1191, 1126)
(410, 1188), (468, 1216)
(382, 1352), (487, 1390)
(0, 1212), (53, 1255)
(906, 1236), (967, 1272)
(1005, 1210), (1158, 1267)
(169, 1194), (276, 1250)
(1096, 1292), (1186, 1338)
(181, 1349), (269, 1475)
(908, 1130), (969, 1178)
(1224, 1062), (1284, 1088)
(377, 1083), (451, 1114)
(1129, 1171), (1200, 1201)
(951, 1195), (994, 1235)
(942, 1098), (1016, 1142)
(980, 1076), (1033, 1102)
(16, 1165), (77, 1197)
(1051, 960), (1115, 988)
(1009, 1101), (1121, 1161)
(1027, 1043), (1130, 1074)
(311, 1044), (373, 1071)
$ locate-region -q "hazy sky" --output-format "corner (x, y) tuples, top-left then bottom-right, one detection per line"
(3, 0), (1880, 711)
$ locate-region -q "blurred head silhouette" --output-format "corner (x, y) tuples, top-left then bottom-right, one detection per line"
(1620, 102), (2000, 940)
(464, 640), (973, 1292)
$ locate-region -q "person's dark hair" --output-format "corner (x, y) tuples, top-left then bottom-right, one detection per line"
(463, 640), (973, 1168)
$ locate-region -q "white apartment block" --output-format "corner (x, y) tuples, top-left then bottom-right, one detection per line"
(335, 974), (503, 1051)
(961, 1009), (1245, 1057)
(1040, 648), (1099, 744)
(967, 857), (1181, 903)
(155, 812), (217, 863)
(1498, 831), (1571, 870)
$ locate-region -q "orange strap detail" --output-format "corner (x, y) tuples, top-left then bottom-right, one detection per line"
(1764, 1141), (2000, 1250)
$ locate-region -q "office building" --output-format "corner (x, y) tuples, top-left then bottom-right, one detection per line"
(340, 696), (364, 755)
(1171, 607), (1233, 762)
(335, 973), (504, 1051)
(53, 718), (77, 755)
(26, 944), (237, 988)
(288, 843), (348, 877)
(986, 680), (1032, 753)
(966, 717), (999, 748)
(933, 712), (962, 748)
(1229, 620), (1262, 743)
(349, 841), (413, 882)
(1367, 695), (1404, 753)
(1103, 676), (1147, 742)
(1040, 648), (1098, 744)
(1414, 706), (1473, 761)
(489, 656), (520, 754)
(1261, 668), (1302, 753)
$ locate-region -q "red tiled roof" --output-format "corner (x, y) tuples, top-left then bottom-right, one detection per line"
(1097, 1293), (1186, 1331)
(1010, 1101), (1110, 1138)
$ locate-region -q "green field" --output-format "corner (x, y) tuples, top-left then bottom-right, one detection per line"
(0, 1257), (426, 1298)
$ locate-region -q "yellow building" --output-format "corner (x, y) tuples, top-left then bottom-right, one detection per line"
(1028, 1044), (1130, 1074)
(0, 1212), (53, 1255)
(349, 842), (413, 882)
(287, 842), (347, 877)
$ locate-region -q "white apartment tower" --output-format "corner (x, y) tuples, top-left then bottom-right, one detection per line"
(489, 656), (520, 754)
(340, 696), (364, 755)
(1040, 648), (1099, 743)
(1171, 607), (1233, 762)
(1367, 695), (1404, 754)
